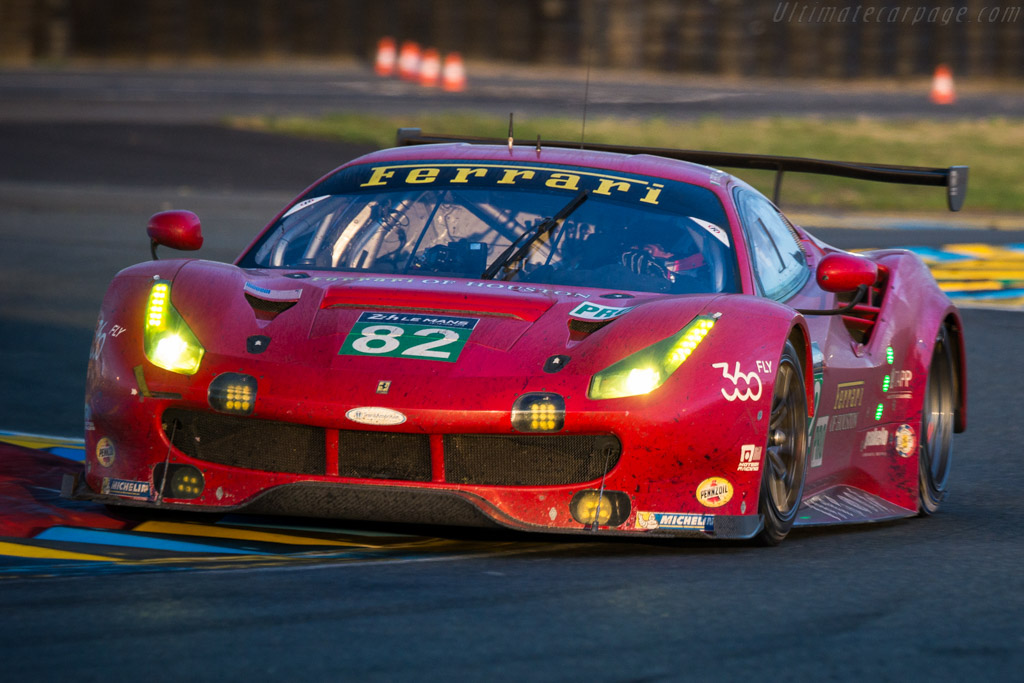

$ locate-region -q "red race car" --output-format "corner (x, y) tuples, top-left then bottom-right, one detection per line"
(66, 129), (968, 545)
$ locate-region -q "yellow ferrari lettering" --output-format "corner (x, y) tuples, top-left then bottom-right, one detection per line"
(497, 169), (536, 184)
(360, 167), (396, 187)
(405, 167), (440, 184)
(357, 164), (667, 207)
(545, 173), (581, 191)
(593, 178), (634, 196)
(452, 167), (489, 183)
(640, 183), (663, 205)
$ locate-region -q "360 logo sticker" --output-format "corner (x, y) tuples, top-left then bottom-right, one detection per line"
(712, 361), (763, 401)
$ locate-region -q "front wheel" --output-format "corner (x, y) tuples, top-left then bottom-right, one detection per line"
(755, 340), (809, 546)
(918, 326), (956, 514)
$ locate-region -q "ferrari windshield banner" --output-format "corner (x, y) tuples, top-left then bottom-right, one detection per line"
(339, 311), (479, 363)
(357, 162), (665, 205)
(310, 161), (729, 224)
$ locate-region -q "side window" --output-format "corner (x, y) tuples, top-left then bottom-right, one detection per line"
(735, 189), (808, 300)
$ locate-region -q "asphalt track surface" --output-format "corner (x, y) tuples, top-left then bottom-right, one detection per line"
(2, 65), (1024, 681)
(4, 63), (1024, 122)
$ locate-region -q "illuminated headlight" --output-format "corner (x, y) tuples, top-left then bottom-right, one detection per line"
(144, 280), (205, 375)
(588, 314), (717, 400)
(569, 489), (630, 528)
(209, 373), (257, 415)
(512, 393), (565, 432)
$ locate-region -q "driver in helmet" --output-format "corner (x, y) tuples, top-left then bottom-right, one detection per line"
(621, 220), (704, 286)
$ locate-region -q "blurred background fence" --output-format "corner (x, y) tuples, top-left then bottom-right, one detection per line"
(2, 0), (1022, 79)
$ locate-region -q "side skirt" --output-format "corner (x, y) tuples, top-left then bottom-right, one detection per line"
(795, 484), (916, 527)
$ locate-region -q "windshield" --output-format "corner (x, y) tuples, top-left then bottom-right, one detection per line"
(239, 160), (740, 295)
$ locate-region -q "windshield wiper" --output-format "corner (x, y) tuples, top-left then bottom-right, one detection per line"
(481, 189), (589, 280)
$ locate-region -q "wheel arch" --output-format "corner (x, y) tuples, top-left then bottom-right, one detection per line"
(942, 311), (967, 434)
(786, 319), (814, 419)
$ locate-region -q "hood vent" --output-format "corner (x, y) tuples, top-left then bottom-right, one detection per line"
(243, 282), (302, 321)
(245, 293), (296, 321)
(568, 317), (615, 341)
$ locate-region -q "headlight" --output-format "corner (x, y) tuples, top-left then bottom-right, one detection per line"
(144, 281), (205, 375)
(588, 314), (717, 400)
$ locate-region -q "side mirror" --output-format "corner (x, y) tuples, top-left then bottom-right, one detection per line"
(816, 252), (878, 293)
(147, 210), (203, 260)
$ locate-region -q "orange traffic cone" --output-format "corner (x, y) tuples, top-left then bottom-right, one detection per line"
(442, 52), (466, 92)
(374, 37), (396, 77)
(397, 41), (421, 81)
(930, 64), (955, 105)
(419, 48), (441, 87)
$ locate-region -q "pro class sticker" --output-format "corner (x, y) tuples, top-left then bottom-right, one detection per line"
(339, 312), (479, 363)
(568, 302), (635, 321)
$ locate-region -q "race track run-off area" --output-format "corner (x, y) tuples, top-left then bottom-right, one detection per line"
(906, 242), (1024, 307)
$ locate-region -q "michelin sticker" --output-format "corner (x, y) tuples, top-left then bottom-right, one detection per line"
(102, 477), (151, 499)
(568, 302), (635, 321)
(635, 511), (714, 532)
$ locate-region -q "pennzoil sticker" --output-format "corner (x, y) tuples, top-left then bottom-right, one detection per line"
(102, 477), (151, 499)
(696, 477), (734, 508)
(96, 437), (116, 467)
(635, 511), (714, 531)
(339, 312), (478, 363)
(568, 302), (635, 321)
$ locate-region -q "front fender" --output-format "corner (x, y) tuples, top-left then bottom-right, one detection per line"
(586, 295), (808, 521)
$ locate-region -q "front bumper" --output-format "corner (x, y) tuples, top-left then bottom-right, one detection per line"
(63, 472), (765, 540)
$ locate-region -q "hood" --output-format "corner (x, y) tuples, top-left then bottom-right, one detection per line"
(164, 261), (723, 378)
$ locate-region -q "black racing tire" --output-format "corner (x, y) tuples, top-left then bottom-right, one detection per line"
(755, 340), (809, 546)
(918, 326), (956, 515)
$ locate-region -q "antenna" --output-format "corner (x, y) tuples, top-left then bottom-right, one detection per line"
(507, 112), (514, 153)
(580, 48), (592, 149)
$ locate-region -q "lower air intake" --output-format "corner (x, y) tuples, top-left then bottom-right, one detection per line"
(338, 431), (432, 482)
(163, 409), (326, 475)
(443, 434), (621, 486)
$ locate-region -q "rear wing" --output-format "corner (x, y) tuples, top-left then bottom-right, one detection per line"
(396, 128), (968, 212)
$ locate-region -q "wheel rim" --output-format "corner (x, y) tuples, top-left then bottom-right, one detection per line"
(765, 360), (805, 516)
(922, 331), (954, 498)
